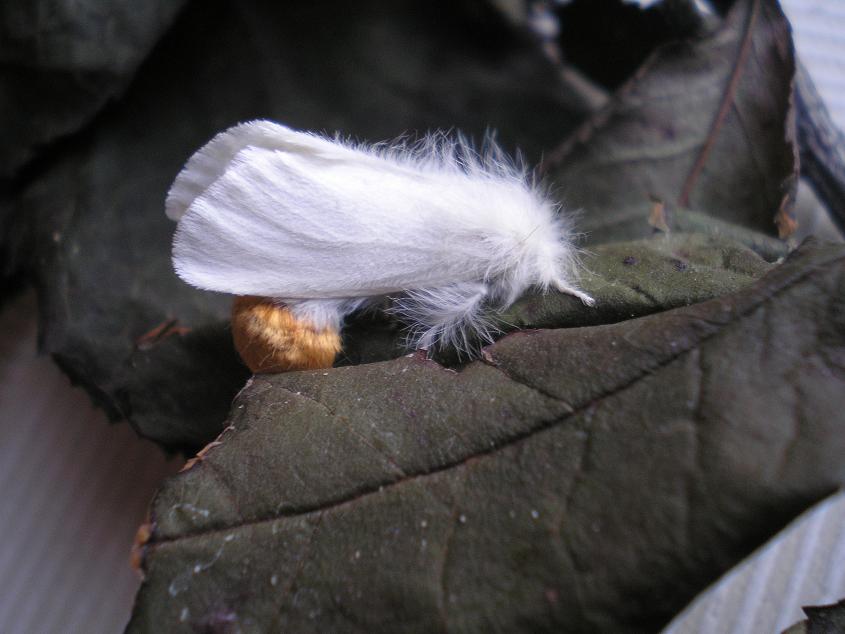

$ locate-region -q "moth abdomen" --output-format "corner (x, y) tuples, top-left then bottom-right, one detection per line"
(231, 296), (341, 373)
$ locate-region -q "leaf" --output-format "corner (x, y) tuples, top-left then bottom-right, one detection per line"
(2, 0), (596, 450)
(795, 61), (845, 235)
(567, 202), (791, 260)
(783, 599), (845, 634)
(544, 0), (798, 238)
(0, 0), (188, 180)
(501, 232), (773, 329)
(129, 240), (845, 632)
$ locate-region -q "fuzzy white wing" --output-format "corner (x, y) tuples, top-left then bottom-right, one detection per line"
(166, 121), (363, 221)
(171, 124), (545, 299)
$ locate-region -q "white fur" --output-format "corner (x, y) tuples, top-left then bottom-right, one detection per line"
(168, 120), (593, 352)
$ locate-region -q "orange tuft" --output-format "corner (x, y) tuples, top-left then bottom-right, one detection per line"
(231, 296), (341, 373)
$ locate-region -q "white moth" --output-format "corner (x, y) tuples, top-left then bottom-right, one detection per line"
(167, 120), (593, 357)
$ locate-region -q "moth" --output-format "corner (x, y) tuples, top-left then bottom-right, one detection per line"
(167, 120), (593, 373)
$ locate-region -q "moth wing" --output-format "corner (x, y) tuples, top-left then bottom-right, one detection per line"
(171, 129), (496, 298)
(166, 120), (364, 221)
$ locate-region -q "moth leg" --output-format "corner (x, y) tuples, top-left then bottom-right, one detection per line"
(553, 278), (596, 306)
(389, 282), (493, 355)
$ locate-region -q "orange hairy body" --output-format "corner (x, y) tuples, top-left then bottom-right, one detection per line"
(231, 296), (341, 373)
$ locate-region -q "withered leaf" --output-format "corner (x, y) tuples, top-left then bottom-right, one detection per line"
(545, 0), (797, 240)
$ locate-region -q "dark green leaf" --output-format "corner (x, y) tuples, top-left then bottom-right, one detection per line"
(571, 202), (791, 259)
(129, 240), (845, 633)
(502, 232), (773, 329)
(336, 233), (773, 368)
